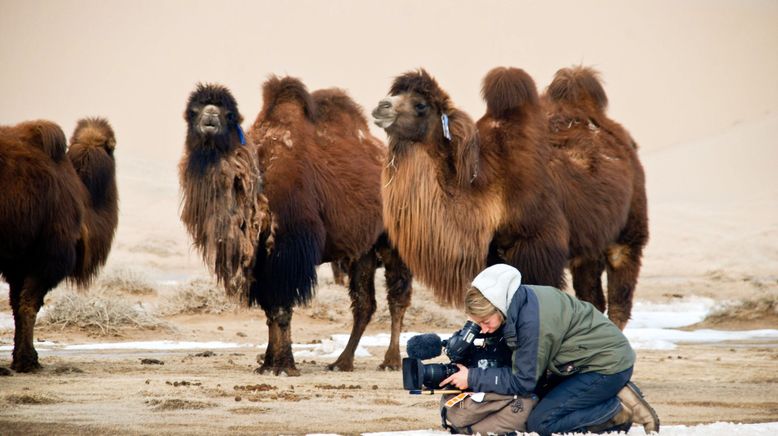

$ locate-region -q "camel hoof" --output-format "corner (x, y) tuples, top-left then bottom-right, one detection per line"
(0, 367), (13, 376)
(11, 359), (42, 373)
(378, 362), (400, 371)
(326, 361), (354, 372)
(254, 365), (301, 377)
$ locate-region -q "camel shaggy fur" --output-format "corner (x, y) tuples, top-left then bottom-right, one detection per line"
(180, 80), (411, 376)
(0, 118), (119, 372)
(372, 68), (647, 328)
(179, 83), (265, 302)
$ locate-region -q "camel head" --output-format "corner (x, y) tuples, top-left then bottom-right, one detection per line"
(185, 83), (245, 153)
(374, 69), (479, 189)
(372, 69), (455, 144)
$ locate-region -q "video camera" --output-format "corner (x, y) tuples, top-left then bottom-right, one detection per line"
(402, 320), (511, 392)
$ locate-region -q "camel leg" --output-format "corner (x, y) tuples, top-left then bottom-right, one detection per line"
(327, 252), (377, 372)
(256, 305), (300, 376)
(606, 198), (649, 330)
(330, 260), (347, 287)
(331, 259), (350, 287)
(605, 243), (643, 330)
(502, 227), (568, 290)
(10, 277), (45, 373)
(377, 242), (413, 371)
(570, 257), (607, 313)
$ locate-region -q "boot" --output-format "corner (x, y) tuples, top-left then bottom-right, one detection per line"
(586, 403), (633, 433)
(617, 381), (660, 433)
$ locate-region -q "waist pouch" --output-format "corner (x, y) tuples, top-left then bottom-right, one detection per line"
(440, 392), (537, 434)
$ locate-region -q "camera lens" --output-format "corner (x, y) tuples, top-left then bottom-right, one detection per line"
(422, 363), (459, 389)
(402, 358), (424, 390)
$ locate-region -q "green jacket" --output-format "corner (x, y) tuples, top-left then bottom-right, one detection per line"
(467, 284), (635, 395)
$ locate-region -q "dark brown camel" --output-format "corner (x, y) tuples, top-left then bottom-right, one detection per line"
(0, 118), (119, 372)
(372, 68), (647, 329)
(179, 83), (266, 303)
(179, 81), (411, 376)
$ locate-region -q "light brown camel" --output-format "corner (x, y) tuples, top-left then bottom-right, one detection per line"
(372, 68), (647, 328)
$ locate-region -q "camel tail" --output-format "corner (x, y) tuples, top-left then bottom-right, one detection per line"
(546, 66), (608, 113)
(481, 67), (539, 119)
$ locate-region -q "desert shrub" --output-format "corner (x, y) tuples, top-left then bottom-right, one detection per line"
(40, 290), (170, 335)
(157, 278), (237, 316)
(96, 267), (156, 296)
(704, 294), (778, 324)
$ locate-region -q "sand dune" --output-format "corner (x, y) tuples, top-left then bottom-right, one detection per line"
(641, 112), (778, 280)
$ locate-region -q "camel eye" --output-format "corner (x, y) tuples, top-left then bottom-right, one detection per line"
(226, 112), (236, 122)
(414, 102), (428, 115)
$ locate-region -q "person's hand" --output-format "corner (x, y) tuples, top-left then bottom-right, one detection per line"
(440, 364), (469, 390)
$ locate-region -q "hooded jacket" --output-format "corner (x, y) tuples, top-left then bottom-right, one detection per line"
(467, 264), (635, 396)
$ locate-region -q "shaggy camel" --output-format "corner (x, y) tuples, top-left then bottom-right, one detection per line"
(179, 83), (265, 302)
(372, 68), (647, 328)
(0, 118), (119, 372)
(180, 80), (411, 376)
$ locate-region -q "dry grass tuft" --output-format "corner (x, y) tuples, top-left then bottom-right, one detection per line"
(146, 398), (218, 411)
(40, 290), (171, 335)
(704, 294), (778, 325)
(95, 268), (157, 296)
(6, 393), (62, 405)
(157, 278), (237, 316)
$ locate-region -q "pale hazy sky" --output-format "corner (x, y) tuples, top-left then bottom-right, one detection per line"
(2, 0), (777, 163)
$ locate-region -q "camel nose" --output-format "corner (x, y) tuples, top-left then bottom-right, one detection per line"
(377, 99), (392, 110)
(203, 105), (220, 116)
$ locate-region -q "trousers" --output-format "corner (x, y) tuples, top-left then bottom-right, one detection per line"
(440, 392), (537, 434)
(526, 366), (633, 436)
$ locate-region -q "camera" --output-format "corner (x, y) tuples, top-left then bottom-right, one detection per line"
(402, 320), (512, 391)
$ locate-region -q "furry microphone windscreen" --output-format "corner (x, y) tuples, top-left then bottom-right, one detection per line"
(406, 333), (443, 360)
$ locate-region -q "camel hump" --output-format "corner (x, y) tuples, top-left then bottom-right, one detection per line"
(312, 88), (368, 126)
(16, 120), (68, 162)
(481, 67), (539, 119)
(71, 117), (116, 151)
(262, 75), (316, 121)
(547, 66), (608, 112)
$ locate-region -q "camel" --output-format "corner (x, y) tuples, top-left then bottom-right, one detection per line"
(179, 83), (265, 302)
(179, 80), (411, 376)
(372, 68), (647, 329)
(0, 118), (119, 372)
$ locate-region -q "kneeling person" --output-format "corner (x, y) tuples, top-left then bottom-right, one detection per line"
(440, 264), (660, 435)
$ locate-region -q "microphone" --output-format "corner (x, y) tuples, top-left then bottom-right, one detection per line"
(406, 333), (443, 360)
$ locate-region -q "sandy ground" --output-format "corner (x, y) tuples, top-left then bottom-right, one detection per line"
(1, 267), (777, 435)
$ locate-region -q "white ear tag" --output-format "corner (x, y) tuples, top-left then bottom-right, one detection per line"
(441, 113), (452, 141)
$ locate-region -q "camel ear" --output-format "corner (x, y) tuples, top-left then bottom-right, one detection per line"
(446, 108), (479, 188)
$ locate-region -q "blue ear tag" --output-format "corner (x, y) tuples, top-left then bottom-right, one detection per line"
(441, 114), (452, 141)
(237, 125), (246, 145)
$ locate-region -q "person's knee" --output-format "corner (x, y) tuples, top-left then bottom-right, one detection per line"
(526, 412), (552, 435)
